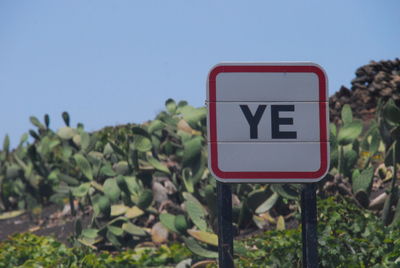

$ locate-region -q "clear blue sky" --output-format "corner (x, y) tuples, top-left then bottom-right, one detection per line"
(1, 0), (399, 147)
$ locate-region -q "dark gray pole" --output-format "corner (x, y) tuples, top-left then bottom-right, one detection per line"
(217, 181), (234, 268)
(301, 183), (319, 268)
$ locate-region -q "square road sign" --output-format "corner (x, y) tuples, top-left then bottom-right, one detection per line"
(206, 63), (329, 183)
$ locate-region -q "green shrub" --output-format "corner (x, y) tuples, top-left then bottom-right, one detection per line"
(233, 196), (400, 267)
(2, 196), (399, 267)
(0, 233), (191, 267)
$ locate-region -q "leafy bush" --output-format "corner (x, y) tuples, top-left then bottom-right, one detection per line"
(0, 233), (191, 267)
(233, 196), (400, 267)
(2, 196), (399, 267)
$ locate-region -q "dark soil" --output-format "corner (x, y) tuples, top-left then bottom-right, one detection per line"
(0, 204), (91, 245)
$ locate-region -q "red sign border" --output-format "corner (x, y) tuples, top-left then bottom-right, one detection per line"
(207, 64), (329, 181)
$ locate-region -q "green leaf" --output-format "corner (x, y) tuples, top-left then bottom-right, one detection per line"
(106, 230), (121, 247)
(383, 99), (400, 125)
(107, 225), (124, 236)
(276, 216), (285, 230)
(30, 116), (45, 129)
(187, 229), (218, 246)
(48, 170), (59, 182)
(29, 129), (40, 140)
(44, 114), (50, 128)
(6, 164), (21, 179)
(165, 98), (177, 114)
(104, 178), (121, 202)
(341, 104), (353, 124)
(148, 120), (164, 133)
(382, 187), (399, 225)
(352, 167), (374, 194)
(72, 134), (81, 147)
(114, 161), (129, 175)
(271, 184), (298, 200)
(72, 183), (91, 197)
(62, 111), (70, 126)
(108, 142), (125, 157)
(337, 120), (363, 146)
(391, 126), (400, 140)
(343, 149), (358, 175)
(124, 176), (141, 195)
(182, 168), (194, 193)
(255, 192), (279, 214)
(77, 238), (97, 249)
(116, 175), (129, 194)
(91, 181), (104, 192)
(103, 143), (114, 155)
(329, 124), (338, 148)
(175, 215), (189, 233)
(74, 154), (93, 180)
(0, 210), (25, 220)
(369, 130), (380, 153)
(329, 123), (337, 137)
(180, 106), (207, 128)
(122, 222), (147, 237)
(183, 237), (218, 258)
(111, 204), (129, 216)
(147, 156), (170, 174)
(391, 198), (400, 226)
(178, 100), (188, 107)
(19, 133), (29, 145)
(107, 218), (128, 228)
(385, 141), (400, 166)
(58, 173), (80, 186)
(352, 169), (360, 181)
(82, 228), (99, 239)
(183, 193), (207, 231)
(96, 196), (111, 215)
(246, 188), (270, 211)
(79, 131), (91, 151)
(133, 135), (152, 152)
(160, 213), (178, 233)
(57, 127), (77, 140)
(75, 219), (82, 236)
(183, 136), (203, 167)
(3, 135), (10, 153)
(137, 189), (153, 209)
(125, 206), (144, 219)
(100, 164), (116, 177)
(49, 139), (60, 150)
(62, 145), (73, 159)
(132, 127), (152, 152)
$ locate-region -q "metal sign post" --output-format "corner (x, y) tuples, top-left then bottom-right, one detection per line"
(301, 183), (318, 268)
(217, 181), (234, 268)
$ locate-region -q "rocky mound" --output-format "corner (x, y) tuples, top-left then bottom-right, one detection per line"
(329, 59), (400, 124)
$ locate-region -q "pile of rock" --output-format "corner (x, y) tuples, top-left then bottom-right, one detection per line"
(329, 59), (400, 124)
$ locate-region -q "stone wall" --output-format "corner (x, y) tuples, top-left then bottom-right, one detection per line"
(329, 59), (400, 123)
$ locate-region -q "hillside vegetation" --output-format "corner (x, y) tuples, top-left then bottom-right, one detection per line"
(0, 59), (399, 267)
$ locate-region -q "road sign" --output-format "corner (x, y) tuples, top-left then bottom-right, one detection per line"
(206, 63), (329, 183)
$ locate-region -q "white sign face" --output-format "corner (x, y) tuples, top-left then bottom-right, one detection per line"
(206, 63), (329, 183)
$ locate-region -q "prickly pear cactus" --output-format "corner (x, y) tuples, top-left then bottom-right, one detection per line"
(0, 99), (310, 254)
